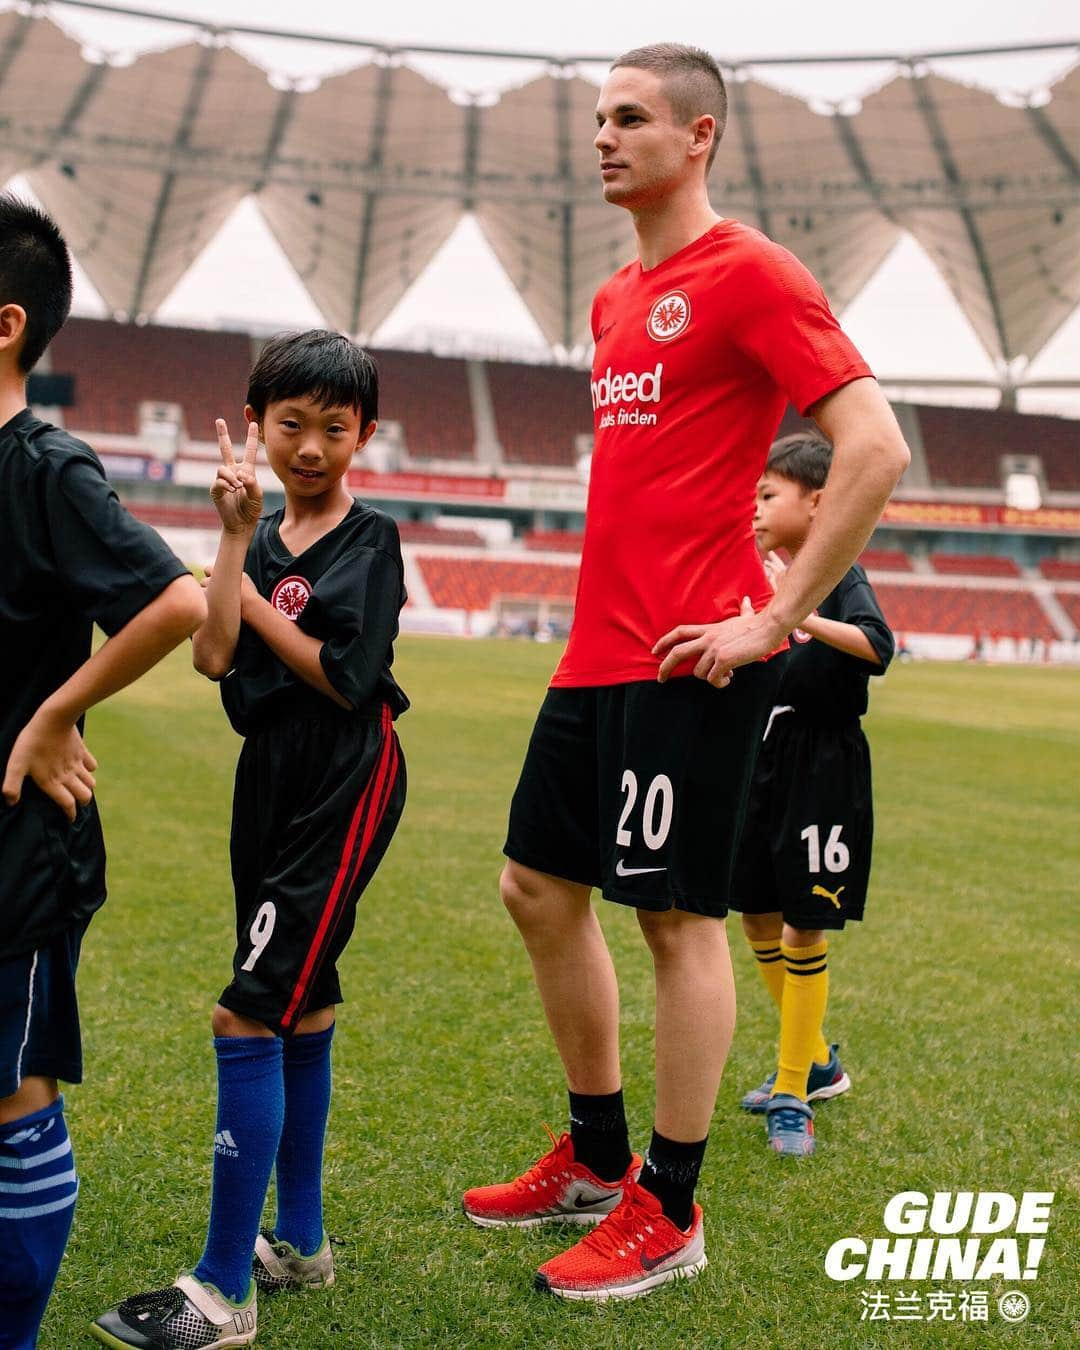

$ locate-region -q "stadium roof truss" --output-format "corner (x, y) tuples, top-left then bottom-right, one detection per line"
(1, 5), (1078, 366)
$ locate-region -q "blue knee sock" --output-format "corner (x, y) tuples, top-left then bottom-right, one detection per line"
(273, 1024), (334, 1257)
(194, 1036), (284, 1303)
(0, 1098), (78, 1350)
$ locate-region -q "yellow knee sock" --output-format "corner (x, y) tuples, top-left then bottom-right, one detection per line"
(748, 937), (785, 1009)
(774, 939), (830, 1099)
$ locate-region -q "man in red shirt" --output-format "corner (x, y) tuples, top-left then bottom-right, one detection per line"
(462, 43), (909, 1301)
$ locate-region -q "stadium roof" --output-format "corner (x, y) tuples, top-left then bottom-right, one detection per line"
(2, 4), (1079, 367)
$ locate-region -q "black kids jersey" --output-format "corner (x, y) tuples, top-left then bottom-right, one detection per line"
(0, 409), (189, 957)
(775, 564), (894, 724)
(220, 500), (409, 736)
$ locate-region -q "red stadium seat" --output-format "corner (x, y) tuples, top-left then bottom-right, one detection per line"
(917, 404), (1080, 492)
(524, 530), (584, 553)
(416, 556), (578, 610)
(372, 349), (474, 460)
(50, 318), (252, 440)
(874, 584), (1056, 639)
(929, 553), (1022, 578)
(397, 521), (485, 547)
(1039, 560), (1080, 581)
(487, 362), (592, 467)
(1054, 592), (1080, 630)
(859, 548), (913, 572)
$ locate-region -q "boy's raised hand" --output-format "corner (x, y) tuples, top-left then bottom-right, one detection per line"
(211, 419), (263, 533)
(763, 550), (787, 593)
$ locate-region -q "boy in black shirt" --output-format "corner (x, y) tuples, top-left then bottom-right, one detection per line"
(730, 434), (894, 1158)
(0, 194), (205, 1349)
(93, 331), (407, 1349)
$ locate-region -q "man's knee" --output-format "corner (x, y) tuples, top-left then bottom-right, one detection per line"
(499, 861), (586, 935)
(638, 906), (727, 961)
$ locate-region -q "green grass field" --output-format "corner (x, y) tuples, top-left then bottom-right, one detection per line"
(44, 640), (1078, 1348)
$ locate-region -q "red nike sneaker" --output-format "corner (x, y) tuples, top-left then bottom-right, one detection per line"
(462, 1126), (641, 1229)
(534, 1179), (707, 1300)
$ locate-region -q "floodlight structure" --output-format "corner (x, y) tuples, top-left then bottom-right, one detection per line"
(1, 1), (1078, 391)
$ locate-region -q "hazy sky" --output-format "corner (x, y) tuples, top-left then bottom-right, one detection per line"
(9, 0), (1080, 405)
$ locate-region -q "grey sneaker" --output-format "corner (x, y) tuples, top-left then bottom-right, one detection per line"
(766, 1094), (816, 1157)
(253, 1230), (335, 1292)
(90, 1273), (256, 1348)
(739, 1043), (851, 1114)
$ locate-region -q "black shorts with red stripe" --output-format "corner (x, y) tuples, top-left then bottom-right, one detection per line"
(219, 702), (406, 1035)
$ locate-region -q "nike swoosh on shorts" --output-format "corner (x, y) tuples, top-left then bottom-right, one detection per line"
(615, 861), (667, 877)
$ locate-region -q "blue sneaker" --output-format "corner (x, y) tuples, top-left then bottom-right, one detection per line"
(765, 1094), (815, 1157)
(739, 1043), (851, 1114)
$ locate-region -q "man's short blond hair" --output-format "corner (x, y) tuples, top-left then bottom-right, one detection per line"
(611, 43), (727, 171)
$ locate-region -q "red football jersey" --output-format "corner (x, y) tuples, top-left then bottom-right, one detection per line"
(551, 220), (873, 688)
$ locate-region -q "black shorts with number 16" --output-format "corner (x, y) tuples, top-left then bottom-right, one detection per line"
(730, 713), (874, 930)
(504, 662), (780, 917)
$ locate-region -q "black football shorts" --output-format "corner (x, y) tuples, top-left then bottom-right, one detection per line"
(504, 662), (781, 917)
(730, 712), (874, 930)
(219, 704), (405, 1035)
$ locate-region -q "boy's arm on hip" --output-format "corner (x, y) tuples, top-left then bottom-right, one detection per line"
(3, 574), (205, 817)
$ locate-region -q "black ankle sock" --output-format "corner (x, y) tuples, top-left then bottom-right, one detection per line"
(637, 1129), (707, 1230)
(568, 1088), (632, 1182)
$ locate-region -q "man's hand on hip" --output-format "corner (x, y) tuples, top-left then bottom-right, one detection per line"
(653, 597), (786, 686)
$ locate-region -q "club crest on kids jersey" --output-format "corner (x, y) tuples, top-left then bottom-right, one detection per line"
(647, 290), (691, 342)
(271, 575), (312, 620)
(791, 610), (818, 644)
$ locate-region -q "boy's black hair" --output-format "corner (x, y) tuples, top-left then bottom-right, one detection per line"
(766, 433), (832, 491)
(247, 329), (379, 424)
(0, 193), (73, 373)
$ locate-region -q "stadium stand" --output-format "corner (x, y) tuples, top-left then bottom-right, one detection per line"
(917, 404), (1080, 492)
(1039, 560), (1080, 581)
(416, 556), (578, 610)
(487, 361), (592, 466)
(1055, 592), (1080, 629)
(860, 548), (914, 572)
(373, 349), (475, 460)
(929, 553), (1022, 578)
(875, 584), (1057, 640)
(524, 529), (585, 553)
(125, 500), (220, 529)
(397, 521), (485, 547)
(50, 318), (252, 438)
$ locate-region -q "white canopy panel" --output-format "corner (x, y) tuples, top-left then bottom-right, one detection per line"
(2, 10), (1077, 365)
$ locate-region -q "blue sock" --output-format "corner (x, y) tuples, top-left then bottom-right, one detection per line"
(0, 1098), (78, 1350)
(194, 1036), (283, 1304)
(273, 1024), (334, 1257)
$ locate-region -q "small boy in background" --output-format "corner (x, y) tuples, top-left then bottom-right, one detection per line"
(730, 433), (894, 1158)
(93, 330), (408, 1349)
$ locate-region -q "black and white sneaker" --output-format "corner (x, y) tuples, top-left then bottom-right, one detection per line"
(253, 1229), (335, 1292)
(90, 1273), (257, 1348)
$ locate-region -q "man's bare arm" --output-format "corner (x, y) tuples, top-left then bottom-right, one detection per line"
(654, 378), (909, 683)
(766, 378), (910, 634)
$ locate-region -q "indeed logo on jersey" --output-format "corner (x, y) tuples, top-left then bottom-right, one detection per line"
(591, 363), (663, 429)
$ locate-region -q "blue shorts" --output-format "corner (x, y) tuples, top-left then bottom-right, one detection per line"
(0, 919), (88, 1100)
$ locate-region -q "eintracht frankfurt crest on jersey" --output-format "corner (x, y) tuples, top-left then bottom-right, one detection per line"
(271, 575), (312, 620)
(647, 290), (691, 341)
